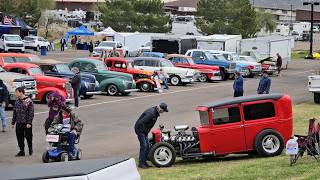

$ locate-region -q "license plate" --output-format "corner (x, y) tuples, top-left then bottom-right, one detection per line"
(46, 135), (59, 142)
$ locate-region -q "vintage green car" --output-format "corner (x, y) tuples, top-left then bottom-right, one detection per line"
(69, 58), (138, 96)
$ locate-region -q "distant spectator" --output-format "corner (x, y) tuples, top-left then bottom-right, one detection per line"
(88, 41), (94, 57)
(258, 71), (271, 94)
(60, 37), (66, 51)
(0, 79), (8, 132)
(276, 53), (282, 76)
(71, 67), (81, 108)
(233, 72), (243, 97)
(159, 69), (169, 89)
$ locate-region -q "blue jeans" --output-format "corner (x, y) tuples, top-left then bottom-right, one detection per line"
(0, 106), (6, 129)
(67, 132), (77, 155)
(73, 88), (80, 107)
(137, 133), (149, 165)
(160, 77), (169, 89)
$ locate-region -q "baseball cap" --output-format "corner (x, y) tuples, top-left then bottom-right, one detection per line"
(159, 103), (168, 112)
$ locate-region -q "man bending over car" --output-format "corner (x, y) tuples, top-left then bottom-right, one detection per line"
(51, 106), (83, 158)
(134, 103), (169, 169)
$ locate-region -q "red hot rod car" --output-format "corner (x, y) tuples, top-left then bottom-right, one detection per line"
(148, 94), (293, 167)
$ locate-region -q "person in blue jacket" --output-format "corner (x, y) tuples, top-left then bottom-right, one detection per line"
(258, 71), (272, 94)
(233, 72), (243, 97)
(0, 79), (8, 132)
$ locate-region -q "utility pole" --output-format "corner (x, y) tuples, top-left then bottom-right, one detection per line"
(303, 2), (320, 59)
(290, 4), (293, 35)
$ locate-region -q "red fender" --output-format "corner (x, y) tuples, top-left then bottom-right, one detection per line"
(37, 87), (67, 102)
(136, 78), (155, 85)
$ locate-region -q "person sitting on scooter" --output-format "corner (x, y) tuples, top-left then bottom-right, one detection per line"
(45, 91), (66, 134)
(51, 106), (83, 158)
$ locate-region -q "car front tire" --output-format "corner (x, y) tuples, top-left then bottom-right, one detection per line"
(198, 73), (208, 82)
(139, 82), (152, 92)
(149, 142), (176, 168)
(170, 75), (181, 86)
(254, 129), (284, 157)
(106, 84), (118, 96)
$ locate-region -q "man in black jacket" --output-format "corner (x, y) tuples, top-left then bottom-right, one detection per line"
(0, 79), (8, 132)
(11, 87), (34, 157)
(134, 103), (169, 169)
(71, 67), (81, 108)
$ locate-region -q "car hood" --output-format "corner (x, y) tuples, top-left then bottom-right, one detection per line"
(98, 70), (133, 81)
(5, 40), (23, 44)
(0, 72), (34, 82)
(34, 75), (68, 84)
(234, 61), (250, 67)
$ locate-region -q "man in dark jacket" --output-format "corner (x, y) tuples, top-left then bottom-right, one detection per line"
(71, 67), (81, 108)
(258, 71), (272, 94)
(88, 41), (94, 57)
(276, 53), (282, 76)
(134, 103), (169, 169)
(233, 72), (243, 97)
(0, 79), (8, 132)
(11, 87), (34, 156)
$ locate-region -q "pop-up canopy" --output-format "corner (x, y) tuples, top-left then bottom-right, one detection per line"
(96, 27), (116, 36)
(65, 25), (94, 46)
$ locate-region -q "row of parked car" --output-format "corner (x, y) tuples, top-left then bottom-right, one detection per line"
(0, 49), (279, 107)
(0, 34), (50, 53)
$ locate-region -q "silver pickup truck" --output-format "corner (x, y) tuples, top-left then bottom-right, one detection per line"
(0, 66), (37, 106)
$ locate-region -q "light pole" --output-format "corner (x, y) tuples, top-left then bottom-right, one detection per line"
(303, 1), (320, 59)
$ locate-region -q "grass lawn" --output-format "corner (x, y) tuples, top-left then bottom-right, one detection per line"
(140, 102), (320, 180)
(292, 51), (308, 60)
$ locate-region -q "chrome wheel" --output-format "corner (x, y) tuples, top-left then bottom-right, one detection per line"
(140, 82), (152, 92)
(170, 76), (180, 86)
(107, 85), (118, 96)
(262, 135), (280, 154)
(154, 146), (173, 166)
(198, 74), (208, 82)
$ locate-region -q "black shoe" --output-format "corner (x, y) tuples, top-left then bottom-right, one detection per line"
(15, 151), (25, 157)
(145, 163), (152, 168)
(29, 150), (33, 156)
(138, 164), (149, 169)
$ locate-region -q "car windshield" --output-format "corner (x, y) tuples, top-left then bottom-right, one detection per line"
(240, 56), (256, 62)
(99, 42), (116, 48)
(56, 64), (73, 73)
(29, 67), (43, 75)
(15, 57), (31, 63)
(94, 61), (107, 70)
(5, 36), (21, 41)
(210, 53), (227, 60)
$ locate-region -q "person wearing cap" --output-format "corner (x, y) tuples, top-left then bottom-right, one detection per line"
(51, 106), (83, 157)
(258, 71), (272, 94)
(134, 103), (169, 169)
(0, 79), (8, 132)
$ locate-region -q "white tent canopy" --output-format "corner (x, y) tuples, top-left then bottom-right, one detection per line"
(96, 27), (116, 36)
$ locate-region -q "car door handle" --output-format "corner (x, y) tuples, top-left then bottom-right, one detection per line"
(240, 125), (244, 128)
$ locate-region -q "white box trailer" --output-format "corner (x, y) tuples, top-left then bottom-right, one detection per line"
(196, 34), (242, 52)
(114, 32), (165, 56)
(238, 35), (295, 69)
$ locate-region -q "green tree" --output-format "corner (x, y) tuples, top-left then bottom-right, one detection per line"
(99, 0), (171, 33)
(196, 0), (258, 38)
(256, 11), (277, 34)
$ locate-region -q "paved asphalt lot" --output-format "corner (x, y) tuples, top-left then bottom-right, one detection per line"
(0, 50), (318, 167)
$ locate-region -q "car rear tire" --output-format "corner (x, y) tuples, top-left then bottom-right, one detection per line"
(149, 142), (176, 168)
(314, 93), (320, 104)
(170, 76), (181, 86)
(106, 84), (118, 96)
(139, 82), (152, 92)
(254, 129), (284, 157)
(42, 151), (49, 163)
(198, 73), (208, 82)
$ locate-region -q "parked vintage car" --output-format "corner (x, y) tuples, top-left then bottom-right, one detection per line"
(132, 57), (198, 86)
(3, 63), (73, 103)
(69, 58), (138, 96)
(241, 51), (277, 74)
(237, 55), (263, 77)
(185, 49), (236, 80)
(140, 52), (166, 58)
(104, 57), (158, 92)
(31, 59), (101, 99)
(167, 54), (222, 82)
(93, 41), (127, 57)
(0, 53), (40, 67)
(148, 94), (293, 167)
(0, 66), (37, 107)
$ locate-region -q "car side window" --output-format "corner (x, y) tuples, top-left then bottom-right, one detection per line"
(243, 102), (275, 121)
(9, 68), (21, 73)
(72, 62), (81, 69)
(3, 57), (14, 63)
(186, 52), (191, 56)
(82, 62), (96, 72)
(145, 60), (156, 67)
(42, 65), (57, 73)
(181, 58), (188, 64)
(213, 107), (241, 125)
(134, 60), (145, 66)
